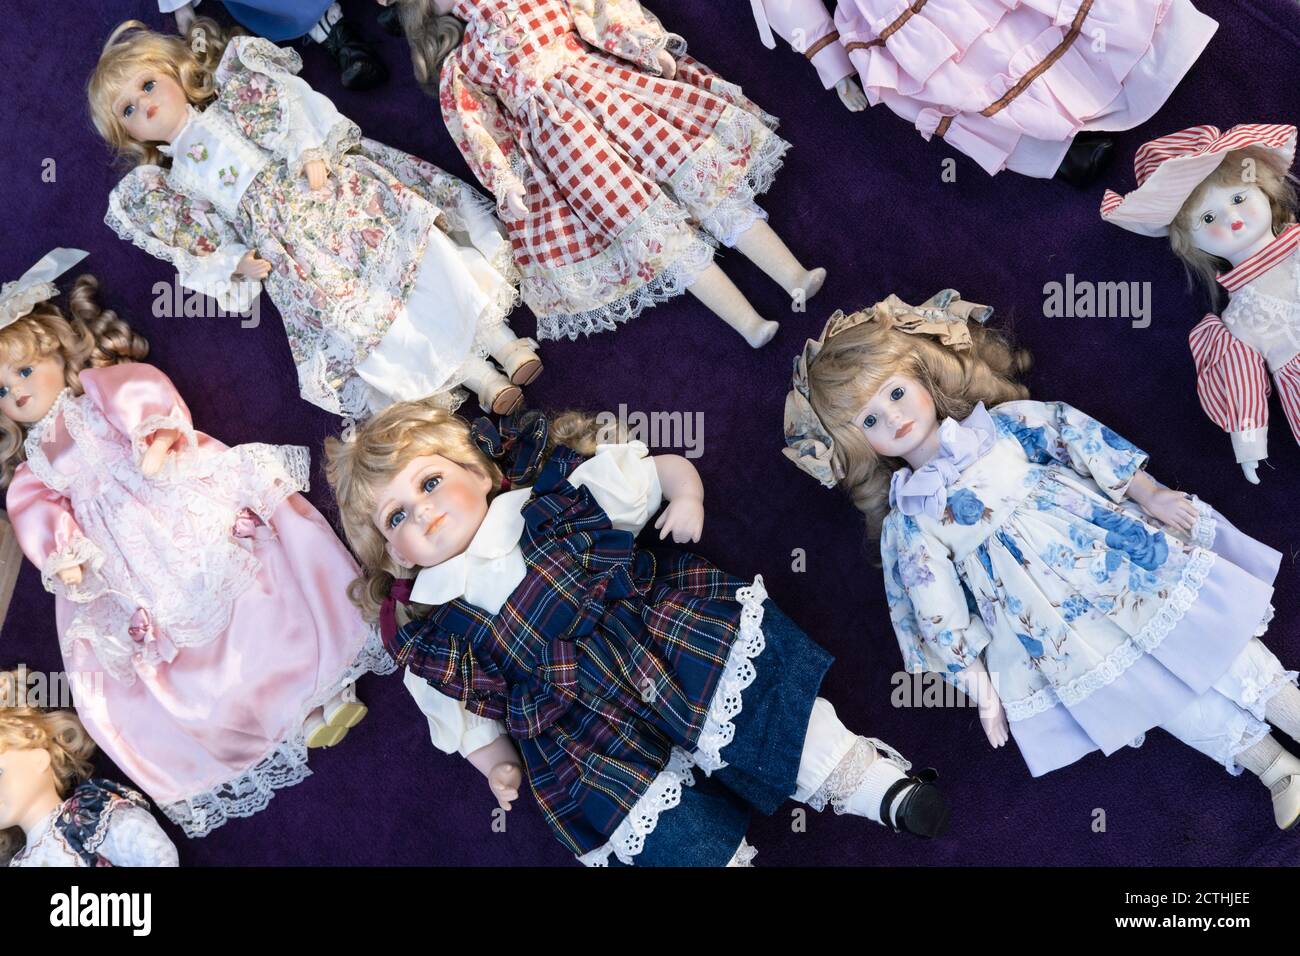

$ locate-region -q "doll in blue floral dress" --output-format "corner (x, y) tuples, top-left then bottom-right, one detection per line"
(324, 404), (950, 865)
(784, 290), (1300, 830)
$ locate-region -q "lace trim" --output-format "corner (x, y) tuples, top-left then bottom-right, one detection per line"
(691, 575), (768, 773)
(156, 624), (395, 837)
(129, 413), (200, 473)
(1002, 547), (1219, 722)
(574, 745), (697, 867)
(806, 736), (912, 815)
(289, 120), (364, 180)
(1186, 495), (1216, 550)
(529, 197), (718, 341)
(40, 535), (108, 602)
(1221, 710), (1272, 778)
(725, 837), (757, 867)
(22, 387), (74, 474)
(1221, 257), (1300, 368)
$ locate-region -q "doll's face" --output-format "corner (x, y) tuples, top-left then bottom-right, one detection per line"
(111, 69), (191, 145)
(373, 454), (495, 570)
(1187, 182), (1274, 262)
(852, 373), (940, 463)
(0, 354), (67, 426)
(0, 746), (53, 831)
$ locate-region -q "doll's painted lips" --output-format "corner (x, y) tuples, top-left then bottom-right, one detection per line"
(424, 514), (446, 536)
(895, 421), (913, 439)
(1232, 221), (1244, 231)
(146, 105), (157, 120)
(15, 395), (28, 409)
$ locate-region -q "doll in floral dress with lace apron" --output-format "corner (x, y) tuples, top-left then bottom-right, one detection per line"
(90, 18), (539, 419)
(784, 291), (1300, 829)
(0, 253), (393, 838)
(325, 404), (950, 865)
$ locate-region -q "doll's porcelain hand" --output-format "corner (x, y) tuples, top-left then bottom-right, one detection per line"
(502, 182), (528, 219)
(488, 762), (522, 811)
(140, 428), (180, 477)
(1242, 460), (1262, 485)
(835, 77), (867, 112)
(980, 694), (1009, 748)
(656, 50), (677, 81)
(654, 496), (704, 543)
(304, 159), (330, 192)
(57, 565), (84, 587)
(234, 251), (272, 280)
(1139, 487), (1199, 534)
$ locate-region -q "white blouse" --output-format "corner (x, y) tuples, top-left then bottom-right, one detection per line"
(403, 442), (664, 757)
(11, 800), (179, 868)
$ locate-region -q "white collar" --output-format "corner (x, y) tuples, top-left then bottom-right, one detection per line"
(409, 487), (531, 605)
(155, 106), (201, 157)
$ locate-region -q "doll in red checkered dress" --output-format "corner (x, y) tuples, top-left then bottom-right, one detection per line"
(387, 0), (828, 348)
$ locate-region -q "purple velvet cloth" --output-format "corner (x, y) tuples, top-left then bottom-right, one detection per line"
(2, 0), (1299, 866)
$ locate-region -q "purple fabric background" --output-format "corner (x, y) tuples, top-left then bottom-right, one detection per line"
(2, 0), (1298, 866)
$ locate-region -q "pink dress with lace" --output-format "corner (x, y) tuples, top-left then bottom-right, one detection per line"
(5, 363), (393, 837)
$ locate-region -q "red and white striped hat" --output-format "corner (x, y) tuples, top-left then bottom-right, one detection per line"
(1100, 124), (1297, 237)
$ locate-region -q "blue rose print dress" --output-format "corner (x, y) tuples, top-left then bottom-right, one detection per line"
(882, 400), (1294, 777)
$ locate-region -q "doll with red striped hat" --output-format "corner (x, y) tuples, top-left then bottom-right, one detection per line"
(1102, 123), (1300, 485)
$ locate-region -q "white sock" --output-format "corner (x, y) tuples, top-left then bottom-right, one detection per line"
(308, 2), (344, 44)
(1265, 681), (1300, 743)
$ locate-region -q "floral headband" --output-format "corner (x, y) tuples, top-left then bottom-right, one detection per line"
(781, 289), (992, 488)
(0, 249), (89, 329)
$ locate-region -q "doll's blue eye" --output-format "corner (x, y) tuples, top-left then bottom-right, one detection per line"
(890, 386), (905, 401)
(144, 80), (155, 93)
(123, 104), (134, 118)
(422, 475), (441, 493)
(387, 509), (406, 530)
(1232, 193), (1246, 205)
(863, 414), (877, 429)
(0, 386), (8, 400)
(19, 367), (31, 379)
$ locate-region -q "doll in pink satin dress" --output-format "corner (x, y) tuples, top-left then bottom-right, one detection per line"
(0, 251), (394, 838)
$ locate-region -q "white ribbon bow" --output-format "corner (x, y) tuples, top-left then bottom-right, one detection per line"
(0, 248), (89, 329)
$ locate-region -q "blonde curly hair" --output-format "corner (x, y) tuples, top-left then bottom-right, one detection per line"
(324, 400), (606, 622)
(1169, 145), (1299, 307)
(87, 17), (233, 168)
(804, 317), (1031, 540)
(0, 275), (149, 491)
(0, 666), (97, 865)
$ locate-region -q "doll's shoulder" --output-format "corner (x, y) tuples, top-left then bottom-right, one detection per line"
(215, 34), (303, 86)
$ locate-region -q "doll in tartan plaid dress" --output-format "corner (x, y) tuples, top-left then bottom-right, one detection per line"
(390, 0), (828, 349)
(326, 404), (950, 865)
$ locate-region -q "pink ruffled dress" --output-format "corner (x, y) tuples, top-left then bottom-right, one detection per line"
(758, 0), (1218, 177)
(5, 363), (394, 837)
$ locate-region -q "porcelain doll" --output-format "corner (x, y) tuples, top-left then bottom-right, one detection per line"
(90, 18), (539, 420)
(783, 291), (1300, 829)
(749, 0), (1218, 184)
(387, 0), (827, 349)
(0, 252), (394, 837)
(1102, 124), (1300, 485)
(1, 667), (178, 867)
(164, 1), (388, 90)
(324, 402), (950, 865)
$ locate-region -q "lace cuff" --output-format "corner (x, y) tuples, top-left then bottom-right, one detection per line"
(131, 414), (199, 474)
(806, 736), (911, 814)
(40, 534), (107, 602)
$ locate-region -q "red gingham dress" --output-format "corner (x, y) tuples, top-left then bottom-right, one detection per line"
(441, 0), (790, 339)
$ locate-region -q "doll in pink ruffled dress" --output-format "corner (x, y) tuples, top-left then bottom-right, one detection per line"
(0, 252), (393, 838)
(750, 0), (1219, 183)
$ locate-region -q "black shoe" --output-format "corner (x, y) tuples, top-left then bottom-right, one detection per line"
(377, 5), (404, 37)
(321, 18), (389, 91)
(881, 767), (949, 838)
(1054, 133), (1115, 188)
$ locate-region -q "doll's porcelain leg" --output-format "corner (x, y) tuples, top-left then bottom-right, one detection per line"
(323, 682), (367, 730)
(460, 355), (524, 415)
(482, 324), (544, 386)
(792, 698), (948, 837)
(686, 264), (779, 348)
(732, 221), (827, 302)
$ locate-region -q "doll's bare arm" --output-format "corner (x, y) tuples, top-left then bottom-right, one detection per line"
(466, 736), (523, 811)
(953, 657), (1008, 748)
(652, 454), (703, 543)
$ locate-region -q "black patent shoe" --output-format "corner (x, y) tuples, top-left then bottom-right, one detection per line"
(377, 4), (404, 37)
(1054, 132), (1115, 188)
(881, 767), (949, 838)
(321, 18), (389, 91)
